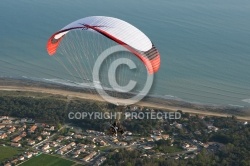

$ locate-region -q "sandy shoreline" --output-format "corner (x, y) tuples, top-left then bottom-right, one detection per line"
(1, 84), (250, 121)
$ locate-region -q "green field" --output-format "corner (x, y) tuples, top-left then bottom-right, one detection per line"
(154, 145), (183, 154)
(0, 146), (23, 161)
(163, 146), (183, 153)
(20, 154), (77, 166)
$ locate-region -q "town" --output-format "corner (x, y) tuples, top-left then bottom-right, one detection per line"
(1, 107), (248, 166)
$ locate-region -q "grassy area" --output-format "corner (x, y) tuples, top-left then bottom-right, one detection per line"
(96, 146), (110, 152)
(0, 146), (23, 161)
(154, 145), (183, 154)
(161, 146), (183, 153)
(164, 146), (183, 153)
(20, 154), (76, 166)
(0, 90), (68, 101)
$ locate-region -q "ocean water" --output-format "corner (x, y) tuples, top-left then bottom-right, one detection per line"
(0, 0), (250, 107)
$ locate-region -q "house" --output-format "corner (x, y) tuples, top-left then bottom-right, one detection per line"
(194, 131), (201, 135)
(6, 125), (12, 128)
(4, 163), (11, 166)
(27, 119), (35, 123)
(21, 132), (27, 137)
(73, 155), (79, 158)
(182, 143), (190, 149)
(141, 145), (153, 150)
(175, 123), (183, 129)
(130, 141), (137, 145)
(126, 132), (132, 136)
(152, 130), (161, 136)
(79, 148), (85, 153)
(119, 142), (127, 146)
(28, 140), (36, 146)
(0, 116), (8, 120)
(94, 157), (107, 166)
(0, 125), (5, 129)
(11, 143), (21, 147)
(42, 144), (50, 151)
(198, 115), (205, 119)
(112, 138), (119, 143)
(11, 159), (18, 165)
(24, 152), (33, 159)
(37, 136), (42, 141)
(18, 127), (25, 132)
(100, 140), (107, 146)
(57, 150), (64, 155)
(207, 125), (219, 132)
(56, 137), (64, 142)
(29, 125), (37, 133)
(187, 146), (198, 151)
(44, 125), (55, 131)
(153, 136), (162, 141)
(14, 120), (20, 124)
(33, 151), (39, 156)
(73, 150), (81, 155)
(86, 130), (95, 133)
(12, 136), (22, 142)
(69, 142), (76, 147)
(51, 141), (59, 147)
(202, 143), (209, 148)
(140, 137), (145, 142)
(64, 136), (71, 140)
(83, 151), (97, 162)
(74, 134), (84, 139)
(146, 137), (154, 142)
(41, 131), (51, 136)
(19, 156), (25, 161)
(0, 133), (7, 139)
(140, 154), (148, 157)
(50, 126), (55, 131)
(78, 144), (87, 148)
(20, 118), (27, 123)
(1, 119), (12, 124)
(58, 142), (76, 154)
(161, 134), (169, 140)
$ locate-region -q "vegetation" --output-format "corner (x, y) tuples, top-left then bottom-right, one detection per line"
(0, 146), (23, 162)
(153, 140), (182, 153)
(1, 91), (250, 165)
(0, 91), (160, 135)
(0, 92), (107, 131)
(20, 154), (75, 166)
(103, 116), (250, 166)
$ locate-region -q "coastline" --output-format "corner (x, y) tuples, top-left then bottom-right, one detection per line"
(0, 78), (250, 121)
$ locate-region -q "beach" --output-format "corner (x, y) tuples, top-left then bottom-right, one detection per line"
(1, 0), (250, 107)
(0, 78), (249, 121)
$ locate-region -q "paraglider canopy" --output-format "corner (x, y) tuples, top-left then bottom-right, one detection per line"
(47, 16), (160, 74)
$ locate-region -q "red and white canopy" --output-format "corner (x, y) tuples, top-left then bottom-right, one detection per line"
(47, 16), (160, 74)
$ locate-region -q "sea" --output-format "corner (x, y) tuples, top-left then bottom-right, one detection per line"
(0, 0), (250, 107)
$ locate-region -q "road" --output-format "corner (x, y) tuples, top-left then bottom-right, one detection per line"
(32, 125), (66, 148)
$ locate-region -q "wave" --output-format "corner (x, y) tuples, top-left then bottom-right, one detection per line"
(1, 76), (250, 108)
(42, 78), (136, 93)
(163, 95), (181, 100)
(228, 104), (244, 108)
(242, 99), (250, 103)
(42, 78), (95, 89)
